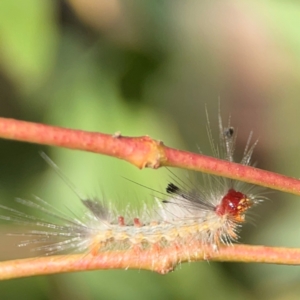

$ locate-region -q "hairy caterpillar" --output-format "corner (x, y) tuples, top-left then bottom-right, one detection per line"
(0, 113), (264, 258)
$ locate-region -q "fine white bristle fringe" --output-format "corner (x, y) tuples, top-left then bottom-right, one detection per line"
(0, 112), (266, 258)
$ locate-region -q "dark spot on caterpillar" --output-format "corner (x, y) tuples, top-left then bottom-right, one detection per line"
(224, 127), (234, 138)
(166, 183), (180, 194)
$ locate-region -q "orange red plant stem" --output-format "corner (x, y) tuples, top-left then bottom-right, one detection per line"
(0, 244), (300, 280)
(0, 117), (299, 195)
(0, 117), (300, 279)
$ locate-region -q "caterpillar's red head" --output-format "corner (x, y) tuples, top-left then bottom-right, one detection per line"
(215, 189), (252, 222)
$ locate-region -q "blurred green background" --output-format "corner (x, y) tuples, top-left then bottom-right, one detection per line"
(0, 0), (300, 299)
